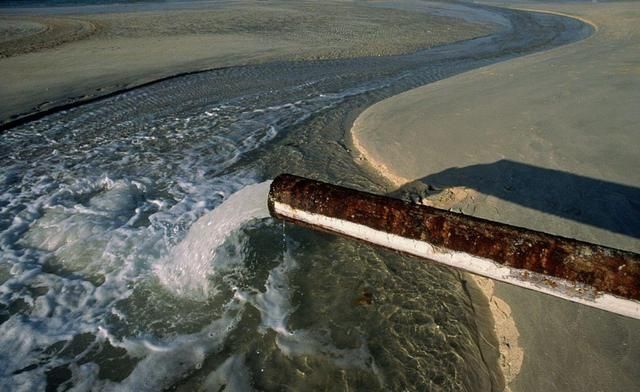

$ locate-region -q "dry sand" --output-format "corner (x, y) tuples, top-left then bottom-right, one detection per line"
(353, 1), (640, 390)
(0, 0), (492, 127)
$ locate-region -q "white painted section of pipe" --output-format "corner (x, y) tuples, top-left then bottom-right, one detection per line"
(273, 201), (640, 320)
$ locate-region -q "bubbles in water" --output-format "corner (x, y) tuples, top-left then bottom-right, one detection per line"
(99, 300), (245, 391)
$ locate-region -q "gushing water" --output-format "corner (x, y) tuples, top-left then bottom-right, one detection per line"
(155, 181), (272, 299)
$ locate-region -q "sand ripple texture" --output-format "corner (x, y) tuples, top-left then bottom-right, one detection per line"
(0, 15), (96, 57)
(0, 3), (591, 391)
(0, 1), (490, 59)
(0, 0), (492, 123)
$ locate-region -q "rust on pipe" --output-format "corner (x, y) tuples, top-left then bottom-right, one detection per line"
(268, 173), (640, 319)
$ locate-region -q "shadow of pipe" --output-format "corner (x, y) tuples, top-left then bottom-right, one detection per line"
(393, 159), (640, 239)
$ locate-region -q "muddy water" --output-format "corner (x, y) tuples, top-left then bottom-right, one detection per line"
(0, 4), (592, 390)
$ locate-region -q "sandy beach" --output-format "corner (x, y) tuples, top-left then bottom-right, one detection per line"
(0, 0), (492, 127)
(3, 0), (636, 390)
(353, 1), (640, 390)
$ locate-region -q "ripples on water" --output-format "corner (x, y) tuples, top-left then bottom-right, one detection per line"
(0, 6), (591, 390)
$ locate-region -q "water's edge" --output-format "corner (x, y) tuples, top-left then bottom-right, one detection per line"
(0, 2), (595, 390)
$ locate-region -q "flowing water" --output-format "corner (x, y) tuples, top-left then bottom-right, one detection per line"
(0, 4), (592, 391)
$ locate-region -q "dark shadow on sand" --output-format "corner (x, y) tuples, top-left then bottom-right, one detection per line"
(406, 159), (640, 239)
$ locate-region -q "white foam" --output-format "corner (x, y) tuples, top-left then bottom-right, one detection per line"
(101, 300), (245, 391)
(236, 247), (297, 335)
(240, 250), (380, 375)
(155, 181), (272, 299)
(20, 179), (145, 275)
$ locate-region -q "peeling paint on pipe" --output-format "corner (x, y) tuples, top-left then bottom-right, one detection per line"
(268, 174), (640, 319)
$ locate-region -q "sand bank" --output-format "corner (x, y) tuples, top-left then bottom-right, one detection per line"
(353, 1), (640, 390)
(0, 0), (492, 127)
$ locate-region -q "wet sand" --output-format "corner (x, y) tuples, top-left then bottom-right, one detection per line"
(0, 0), (492, 127)
(353, 1), (640, 390)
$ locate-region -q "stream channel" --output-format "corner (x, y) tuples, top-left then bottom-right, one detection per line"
(0, 3), (592, 390)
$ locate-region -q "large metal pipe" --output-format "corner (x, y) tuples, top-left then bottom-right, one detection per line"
(268, 174), (640, 319)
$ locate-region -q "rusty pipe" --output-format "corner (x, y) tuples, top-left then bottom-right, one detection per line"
(268, 174), (640, 319)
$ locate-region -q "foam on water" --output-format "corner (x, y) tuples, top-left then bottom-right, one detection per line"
(0, 68), (494, 388)
(0, 177), (276, 389)
(0, 11), (587, 383)
(155, 181), (273, 299)
(236, 247), (382, 383)
(0, 72), (389, 388)
(100, 300), (245, 391)
(0, 91), (303, 388)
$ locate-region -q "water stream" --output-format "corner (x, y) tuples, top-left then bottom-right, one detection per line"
(0, 3), (592, 390)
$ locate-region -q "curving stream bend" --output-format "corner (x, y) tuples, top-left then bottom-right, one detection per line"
(0, 3), (592, 390)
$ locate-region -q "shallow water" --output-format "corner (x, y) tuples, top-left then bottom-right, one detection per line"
(0, 4), (592, 390)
